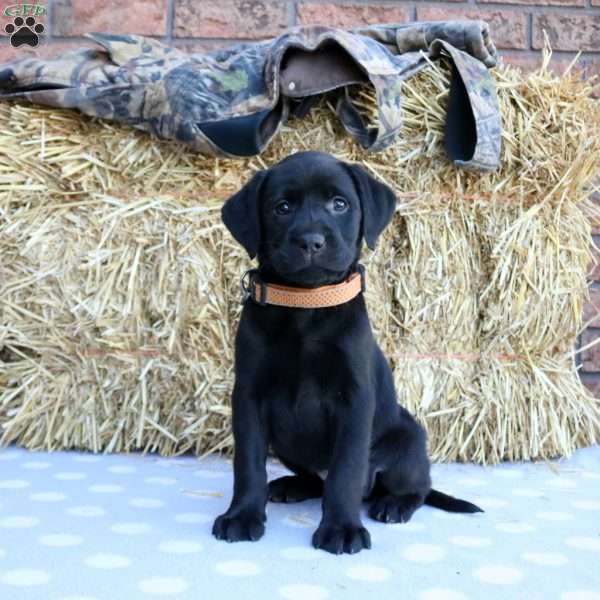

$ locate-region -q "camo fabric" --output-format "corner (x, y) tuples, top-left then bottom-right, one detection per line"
(0, 21), (501, 170)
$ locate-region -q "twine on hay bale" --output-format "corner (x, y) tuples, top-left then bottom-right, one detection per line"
(1, 46), (599, 463)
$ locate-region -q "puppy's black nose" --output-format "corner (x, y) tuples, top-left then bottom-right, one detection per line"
(297, 233), (325, 254)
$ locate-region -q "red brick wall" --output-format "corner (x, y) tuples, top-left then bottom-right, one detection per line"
(1, 0), (599, 395)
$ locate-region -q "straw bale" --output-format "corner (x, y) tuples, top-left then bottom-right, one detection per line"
(1, 47), (599, 462)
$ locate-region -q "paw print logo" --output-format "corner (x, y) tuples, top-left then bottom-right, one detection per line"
(4, 16), (44, 48)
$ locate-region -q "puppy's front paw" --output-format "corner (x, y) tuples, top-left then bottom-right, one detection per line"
(312, 521), (371, 555)
(212, 511), (265, 543)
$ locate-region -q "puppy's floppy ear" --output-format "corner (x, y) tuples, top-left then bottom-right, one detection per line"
(344, 163), (397, 249)
(221, 171), (266, 259)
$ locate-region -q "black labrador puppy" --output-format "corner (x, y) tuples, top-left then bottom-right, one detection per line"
(213, 151), (481, 554)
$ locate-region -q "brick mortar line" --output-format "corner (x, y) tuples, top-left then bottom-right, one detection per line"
(45, 0), (53, 38)
(286, 0), (297, 28)
(165, 0), (174, 43)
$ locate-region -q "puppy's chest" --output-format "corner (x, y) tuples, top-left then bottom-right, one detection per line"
(261, 340), (344, 402)
(261, 342), (343, 463)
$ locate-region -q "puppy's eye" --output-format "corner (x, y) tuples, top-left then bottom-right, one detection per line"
(274, 200), (291, 216)
(332, 196), (349, 212)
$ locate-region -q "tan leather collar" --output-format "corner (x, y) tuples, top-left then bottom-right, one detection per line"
(241, 266), (365, 309)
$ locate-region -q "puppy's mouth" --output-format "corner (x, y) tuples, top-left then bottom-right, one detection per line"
(268, 248), (354, 286)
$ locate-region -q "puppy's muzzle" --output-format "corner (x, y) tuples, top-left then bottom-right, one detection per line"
(294, 232), (325, 255)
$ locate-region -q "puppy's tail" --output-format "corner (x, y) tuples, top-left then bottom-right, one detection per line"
(424, 489), (483, 513)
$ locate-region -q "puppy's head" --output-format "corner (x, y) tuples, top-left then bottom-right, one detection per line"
(222, 151), (396, 287)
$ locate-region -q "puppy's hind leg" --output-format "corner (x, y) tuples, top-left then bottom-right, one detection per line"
(367, 415), (431, 524)
(269, 457), (323, 503)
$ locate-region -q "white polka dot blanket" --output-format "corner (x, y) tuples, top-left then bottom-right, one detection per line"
(1, 444), (599, 600)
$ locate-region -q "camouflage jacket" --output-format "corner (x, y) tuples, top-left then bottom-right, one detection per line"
(0, 21), (501, 170)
